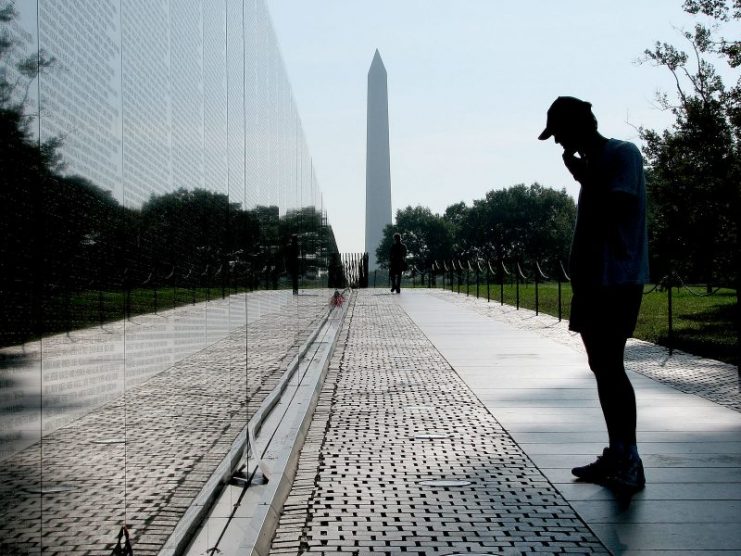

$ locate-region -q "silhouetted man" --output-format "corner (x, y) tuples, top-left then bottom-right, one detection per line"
(539, 96), (649, 492)
(389, 233), (407, 294)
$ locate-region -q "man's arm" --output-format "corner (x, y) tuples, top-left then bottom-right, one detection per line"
(605, 144), (643, 258)
(562, 151), (588, 184)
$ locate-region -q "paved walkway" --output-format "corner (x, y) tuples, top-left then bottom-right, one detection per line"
(270, 289), (741, 555)
(3, 288), (737, 554)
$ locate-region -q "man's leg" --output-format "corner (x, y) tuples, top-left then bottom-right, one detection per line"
(391, 273), (399, 293)
(576, 331), (644, 490)
(582, 332), (636, 449)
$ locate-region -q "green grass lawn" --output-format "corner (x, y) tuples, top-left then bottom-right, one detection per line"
(5, 277), (737, 367)
(423, 279), (738, 366)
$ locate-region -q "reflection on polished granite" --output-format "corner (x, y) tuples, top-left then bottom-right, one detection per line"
(0, 291), (296, 460)
(0, 289), (330, 555)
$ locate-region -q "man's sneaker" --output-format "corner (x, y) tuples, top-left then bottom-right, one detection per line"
(571, 448), (618, 483)
(608, 452), (646, 492)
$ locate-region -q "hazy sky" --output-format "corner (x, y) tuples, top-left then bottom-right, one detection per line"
(266, 1), (737, 253)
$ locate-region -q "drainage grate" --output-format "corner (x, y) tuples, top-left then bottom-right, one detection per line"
(23, 485), (78, 494)
(444, 553), (495, 555)
(90, 438), (127, 444)
(418, 479), (472, 488)
(414, 433), (451, 440)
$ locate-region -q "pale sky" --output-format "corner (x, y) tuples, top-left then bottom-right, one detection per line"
(266, 1), (738, 253)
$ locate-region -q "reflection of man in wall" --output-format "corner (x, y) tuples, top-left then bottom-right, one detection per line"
(539, 96), (649, 493)
(286, 234), (300, 295)
(327, 253), (344, 289)
(388, 233), (407, 294)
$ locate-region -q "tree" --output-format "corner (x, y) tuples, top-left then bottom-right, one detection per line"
(640, 0), (739, 286)
(456, 184), (575, 272)
(374, 185), (575, 278)
(376, 206), (454, 272)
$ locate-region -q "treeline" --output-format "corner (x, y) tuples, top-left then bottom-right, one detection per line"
(376, 184), (576, 278)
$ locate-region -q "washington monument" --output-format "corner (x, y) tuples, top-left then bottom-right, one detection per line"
(365, 50), (392, 271)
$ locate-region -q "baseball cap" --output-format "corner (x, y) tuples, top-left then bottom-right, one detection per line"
(538, 96), (593, 140)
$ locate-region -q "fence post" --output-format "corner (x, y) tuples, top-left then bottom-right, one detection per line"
(534, 260), (550, 318)
(486, 261), (491, 302)
(476, 266), (480, 299)
(667, 273), (674, 356)
(98, 287), (105, 325)
(736, 269), (740, 376)
(515, 264), (520, 310)
(500, 261), (505, 306)
(558, 261), (570, 323)
(466, 265), (470, 297)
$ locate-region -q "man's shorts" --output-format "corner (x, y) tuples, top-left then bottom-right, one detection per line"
(569, 284), (644, 338)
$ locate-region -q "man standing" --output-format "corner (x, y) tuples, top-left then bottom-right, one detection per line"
(539, 96), (649, 492)
(389, 233), (407, 294)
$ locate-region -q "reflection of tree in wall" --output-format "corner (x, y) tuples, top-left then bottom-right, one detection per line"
(0, 6), (339, 347)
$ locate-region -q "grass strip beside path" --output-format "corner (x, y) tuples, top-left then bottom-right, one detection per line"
(426, 280), (738, 367)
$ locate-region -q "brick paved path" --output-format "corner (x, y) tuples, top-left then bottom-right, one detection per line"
(433, 290), (740, 412)
(270, 291), (608, 555)
(0, 294), (328, 555)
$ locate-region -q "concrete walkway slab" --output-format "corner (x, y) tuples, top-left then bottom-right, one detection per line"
(398, 289), (741, 555)
(269, 291), (609, 555)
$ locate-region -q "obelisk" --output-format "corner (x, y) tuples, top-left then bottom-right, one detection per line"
(365, 49), (392, 271)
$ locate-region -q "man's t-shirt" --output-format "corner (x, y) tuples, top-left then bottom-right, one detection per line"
(389, 242), (407, 273)
(569, 138), (649, 289)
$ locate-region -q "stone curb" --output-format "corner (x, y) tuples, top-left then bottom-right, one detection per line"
(237, 297), (349, 556)
(163, 290), (350, 556)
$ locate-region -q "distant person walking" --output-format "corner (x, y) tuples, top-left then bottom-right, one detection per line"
(539, 96), (649, 492)
(389, 233), (407, 294)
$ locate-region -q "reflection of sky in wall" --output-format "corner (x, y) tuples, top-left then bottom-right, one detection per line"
(6, 0), (324, 218)
(6, 2), (38, 113)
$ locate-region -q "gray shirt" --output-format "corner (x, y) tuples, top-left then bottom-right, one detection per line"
(569, 139), (649, 289)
